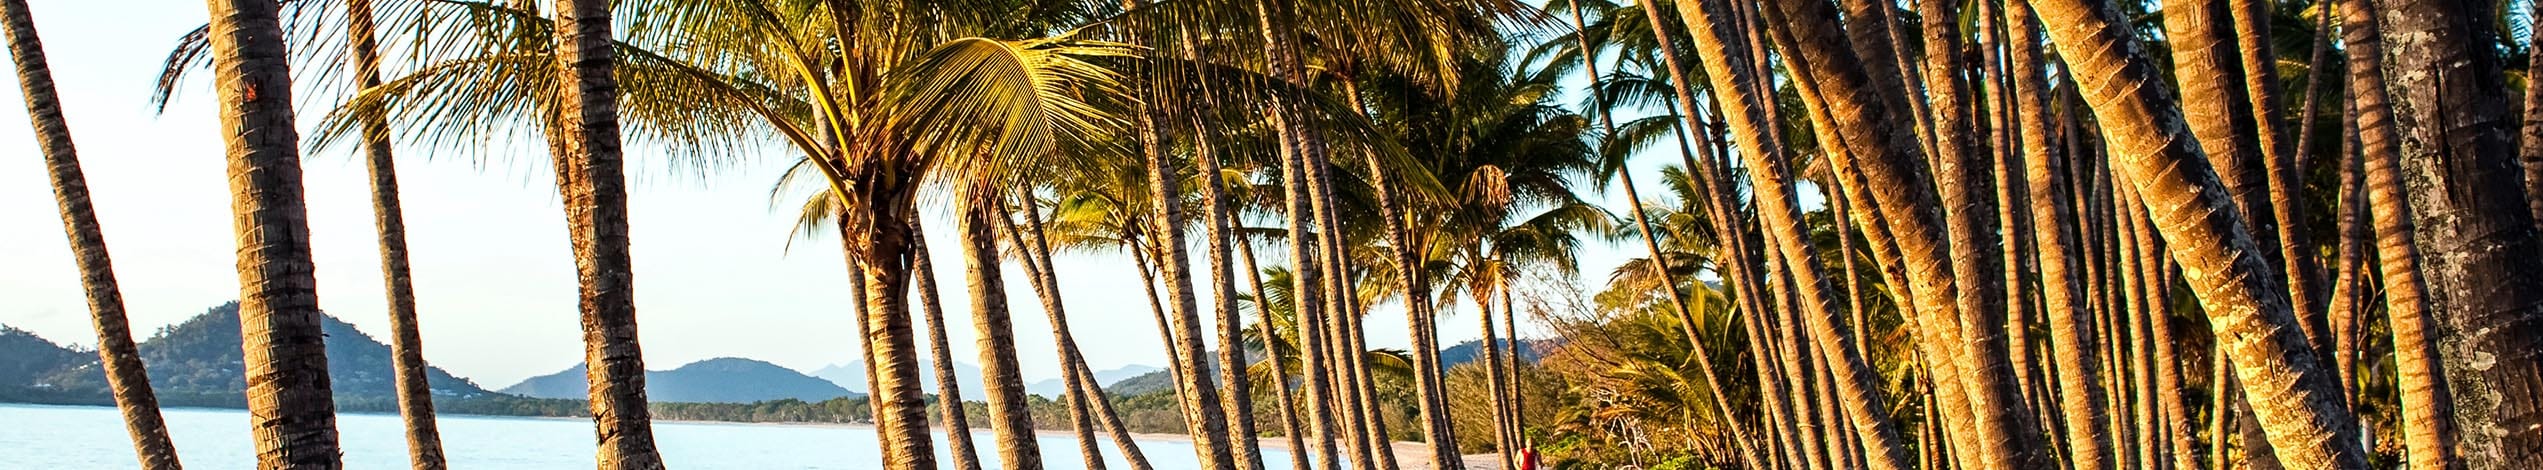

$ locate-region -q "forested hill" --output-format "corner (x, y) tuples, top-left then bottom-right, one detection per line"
(502, 357), (857, 403)
(1438, 338), (1552, 369)
(0, 326), (85, 390)
(18, 302), (492, 403)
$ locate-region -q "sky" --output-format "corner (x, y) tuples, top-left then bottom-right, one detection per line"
(0, 0), (1666, 388)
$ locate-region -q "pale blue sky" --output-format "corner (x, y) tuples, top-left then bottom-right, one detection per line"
(0, 0), (1664, 388)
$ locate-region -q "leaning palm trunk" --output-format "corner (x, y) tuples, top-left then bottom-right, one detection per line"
(1737, 0), (2021, 467)
(3, 2), (181, 466)
(2374, 0), (2543, 464)
(1350, 105), (1458, 469)
(1252, 3), (1342, 468)
(957, 196), (1041, 470)
(1008, 198), (1153, 470)
(906, 219), (984, 470)
(339, 0), (444, 466)
(2006, 4), (2116, 468)
(201, 0), (344, 467)
(545, 0), (662, 467)
(2016, 0), (2371, 465)
(1234, 234), (1313, 470)
(1122, 28), (1237, 470)
(1572, 4), (1762, 467)
(1191, 118), (1268, 470)
(2160, 0), (2305, 348)
(2227, 0), (2323, 333)
(2339, 1), (2459, 466)
(1669, 0), (1913, 466)
(1474, 281), (1517, 470)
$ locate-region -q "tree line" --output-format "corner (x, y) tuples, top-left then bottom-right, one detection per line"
(6, 0), (2541, 468)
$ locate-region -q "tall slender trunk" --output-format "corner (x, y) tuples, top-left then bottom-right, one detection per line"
(1475, 280), (1516, 470)
(907, 218), (984, 470)
(2019, 0), (2370, 465)
(340, 0), (446, 464)
(1575, 4), (1762, 466)
(1072, 347), (1160, 470)
(1125, 36), (1237, 468)
(1350, 110), (1457, 470)
(2230, 0), (2326, 336)
(856, 213), (935, 470)
(1193, 119), (1268, 470)
(1234, 236), (1313, 470)
(2525, 0), (2543, 229)
(956, 198), (1041, 470)
(2162, 0), (2312, 359)
(1009, 199), (1153, 470)
(1253, 3), (1341, 468)
(841, 229), (885, 431)
(2377, 0), (2543, 463)
(203, 0), (343, 467)
(548, 0), (662, 466)
(203, 0), (348, 467)
(4, 2), (181, 466)
(1669, 0), (1916, 466)
(2340, 3), (2461, 466)
(2007, 4), (2116, 468)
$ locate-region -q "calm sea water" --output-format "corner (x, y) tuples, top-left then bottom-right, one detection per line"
(0, 403), (1292, 469)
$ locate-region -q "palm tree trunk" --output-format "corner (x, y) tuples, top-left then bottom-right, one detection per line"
(1474, 282), (1517, 470)
(2324, 98), (2365, 411)
(1008, 199), (1153, 470)
(1571, 5), (1763, 467)
(2017, 0), (2370, 465)
(907, 217), (984, 470)
(1072, 347), (1160, 470)
(2376, 0), (2543, 464)
(856, 212), (936, 470)
(1128, 70), (1239, 470)
(1234, 236), (1314, 470)
(1350, 110), (1457, 470)
(1253, 4), (1342, 468)
(547, 0), (663, 466)
(2525, 0), (2543, 229)
(841, 230), (886, 431)
(2229, 0), (2326, 336)
(2006, 5), (2115, 468)
(1192, 118), (1269, 470)
(2163, 0), (2315, 361)
(202, 0), (343, 467)
(1668, 2), (1920, 467)
(2339, 4), (2462, 465)
(337, 1), (445, 466)
(954, 198), (1042, 470)
(3, 2), (181, 466)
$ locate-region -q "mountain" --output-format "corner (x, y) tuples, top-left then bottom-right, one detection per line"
(0, 326), (85, 389)
(28, 302), (491, 401)
(503, 357), (855, 403)
(1438, 338), (1552, 369)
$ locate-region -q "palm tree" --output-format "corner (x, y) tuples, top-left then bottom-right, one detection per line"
(548, 0), (660, 466)
(2338, 3), (2457, 467)
(903, 217), (986, 470)
(201, 0), (343, 467)
(1006, 195), (1159, 470)
(957, 189), (1043, 470)
(2, 1), (182, 467)
(2005, 3), (2115, 468)
(2016, 0), (2369, 466)
(339, 0), (446, 465)
(2372, 0), (2543, 464)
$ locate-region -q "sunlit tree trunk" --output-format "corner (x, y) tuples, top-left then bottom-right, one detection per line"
(2007, 5), (2115, 468)
(3, 1), (181, 466)
(905, 219), (984, 470)
(1191, 118), (1268, 470)
(203, 0), (345, 467)
(1008, 200), (1154, 470)
(1252, 3), (1342, 468)
(2375, 0), (2543, 464)
(2339, 2), (2460, 467)
(955, 196), (1041, 470)
(547, 0), (664, 466)
(333, 0), (446, 466)
(1234, 237), (1313, 470)
(2018, 0), (2370, 465)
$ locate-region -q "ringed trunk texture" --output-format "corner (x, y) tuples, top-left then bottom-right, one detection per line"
(906, 220), (984, 470)
(203, 0), (344, 466)
(1671, 0), (1913, 466)
(2373, 0), (2543, 463)
(550, 0), (662, 466)
(342, 0), (445, 465)
(959, 200), (1041, 470)
(2342, 2), (2461, 467)
(2008, 4), (2116, 468)
(2018, 0), (2371, 466)
(4, 0), (183, 465)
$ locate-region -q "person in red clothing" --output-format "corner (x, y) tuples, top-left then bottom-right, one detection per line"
(1518, 438), (1541, 470)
